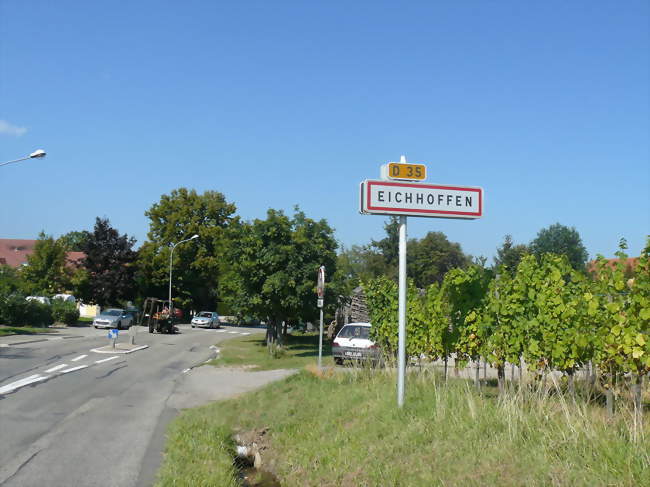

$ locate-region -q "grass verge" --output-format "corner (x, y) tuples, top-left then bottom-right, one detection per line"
(0, 325), (55, 337)
(157, 368), (649, 486)
(208, 332), (333, 371)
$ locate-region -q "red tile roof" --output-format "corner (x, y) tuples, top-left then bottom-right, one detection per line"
(0, 239), (85, 268)
(66, 251), (86, 267)
(587, 257), (640, 275)
(0, 239), (36, 267)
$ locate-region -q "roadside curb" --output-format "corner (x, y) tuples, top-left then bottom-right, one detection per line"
(1, 338), (49, 346)
(0, 335), (80, 347)
(90, 344), (149, 354)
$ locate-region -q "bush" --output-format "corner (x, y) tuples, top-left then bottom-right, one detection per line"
(0, 293), (52, 327)
(51, 300), (80, 325)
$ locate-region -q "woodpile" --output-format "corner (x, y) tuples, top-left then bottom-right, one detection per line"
(329, 286), (370, 339)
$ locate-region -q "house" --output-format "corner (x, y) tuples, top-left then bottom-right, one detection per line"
(586, 257), (640, 278)
(0, 238), (85, 268)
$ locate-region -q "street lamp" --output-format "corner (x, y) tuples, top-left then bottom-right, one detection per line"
(168, 234), (199, 312)
(0, 149), (47, 168)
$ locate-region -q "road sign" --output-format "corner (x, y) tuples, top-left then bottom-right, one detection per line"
(359, 155), (484, 409)
(360, 179), (483, 219)
(381, 162), (427, 181)
(108, 329), (119, 339)
(317, 298), (324, 308)
(317, 266), (325, 298)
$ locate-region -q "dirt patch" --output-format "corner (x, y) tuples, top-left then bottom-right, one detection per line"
(234, 427), (281, 486)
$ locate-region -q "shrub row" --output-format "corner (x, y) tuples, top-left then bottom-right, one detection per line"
(0, 293), (79, 327)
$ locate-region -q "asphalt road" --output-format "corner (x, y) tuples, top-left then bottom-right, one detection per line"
(0, 324), (265, 487)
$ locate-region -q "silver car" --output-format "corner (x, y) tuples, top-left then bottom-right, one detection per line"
(191, 311), (220, 329)
(93, 309), (133, 330)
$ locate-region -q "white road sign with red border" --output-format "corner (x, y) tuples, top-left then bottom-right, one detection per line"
(360, 179), (483, 219)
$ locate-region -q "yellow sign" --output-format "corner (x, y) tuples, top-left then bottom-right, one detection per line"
(387, 163), (426, 181)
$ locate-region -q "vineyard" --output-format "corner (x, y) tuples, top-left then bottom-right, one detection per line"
(363, 239), (650, 420)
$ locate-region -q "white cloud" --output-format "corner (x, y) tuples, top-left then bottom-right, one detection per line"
(0, 120), (27, 136)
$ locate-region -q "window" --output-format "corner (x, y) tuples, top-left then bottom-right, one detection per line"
(337, 325), (370, 339)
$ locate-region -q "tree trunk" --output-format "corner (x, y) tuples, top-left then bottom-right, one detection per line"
(475, 360), (481, 391)
(510, 363), (515, 384)
(519, 357), (524, 390)
(265, 320), (273, 348)
(276, 321), (283, 346)
(444, 357), (448, 383)
(497, 365), (505, 397)
(633, 373), (643, 426)
(483, 359), (487, 381)
(606, 373), (615, 418)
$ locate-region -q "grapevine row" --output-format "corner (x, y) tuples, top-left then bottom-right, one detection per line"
(363, 239), (650, 413)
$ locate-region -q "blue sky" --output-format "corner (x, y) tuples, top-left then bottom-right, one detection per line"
(1, 0), (648, 261)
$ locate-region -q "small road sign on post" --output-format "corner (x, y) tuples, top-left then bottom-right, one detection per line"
(359, 155), (483, 408)
(108, 329), (119, 349)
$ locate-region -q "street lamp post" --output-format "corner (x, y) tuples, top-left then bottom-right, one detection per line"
(0, 149), (46, 168)
(168, 235), (199, 312)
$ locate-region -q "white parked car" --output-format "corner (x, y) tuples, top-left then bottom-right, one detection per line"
(191, 311), (220, 329)
(53, 294), (76, 303)
(26, 296), (51, 306)
(93, 309), (133, 330)
(332, 322), (380, 365)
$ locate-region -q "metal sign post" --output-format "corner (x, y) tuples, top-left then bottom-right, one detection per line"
(397, 216), (407, 407)
(129, 321), (137, 345)
(317, 266), (325, 368)
(359, 155), (483, 408)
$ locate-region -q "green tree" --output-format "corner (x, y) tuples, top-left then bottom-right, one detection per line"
(228, 207), (338, 347)
(59, 230), (90, 251)
(137, 188), (238, 311)
(20, 232), (70, 295)
(407, 231), (470, 287)
(82, 218), (137, 306)
(529, 223), (588, 271)
(371, 217), (400, 279)
(493, 234), (529, 274)
(0, 264), (26, 295)
(337, 244), (389, 288)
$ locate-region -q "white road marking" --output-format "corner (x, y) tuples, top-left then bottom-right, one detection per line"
(215, 329), (226, 333)
(182, 368), (190, 374)
(45, 364), (68, 373)
(59, 365), (88, 374)
(240, 332), (251, 336)
(95, 356), (119, 364)
(0, 375), (48, 395)
(228, 331), (239, 334)
(0, 343), (9, 347)
(71, 354), (87, 362)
